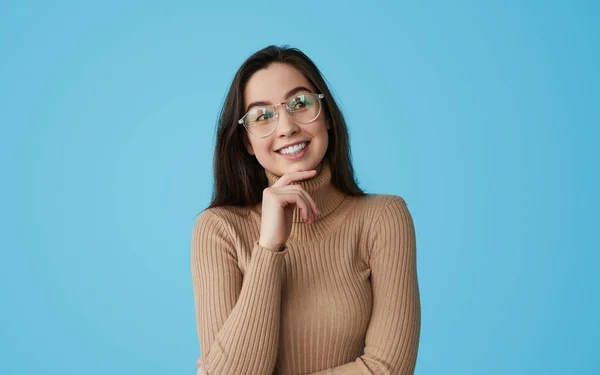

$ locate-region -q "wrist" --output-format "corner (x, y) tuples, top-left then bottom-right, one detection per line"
(258, 239), (283, 252)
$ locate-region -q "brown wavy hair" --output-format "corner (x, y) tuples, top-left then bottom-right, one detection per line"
(206, 45), (366, 211)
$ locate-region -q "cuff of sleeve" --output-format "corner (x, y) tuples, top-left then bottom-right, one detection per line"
(255, 241), (288, 255)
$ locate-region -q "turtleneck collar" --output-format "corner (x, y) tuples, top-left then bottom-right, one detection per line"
(258, 157), (346, 224)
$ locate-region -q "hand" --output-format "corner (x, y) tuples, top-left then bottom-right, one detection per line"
(196, 357), (205, 375)
(259, 170), (320, 251)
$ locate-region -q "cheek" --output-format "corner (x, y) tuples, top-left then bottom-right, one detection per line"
(311, 121), (330, 140)
(253, 139), (275, 155)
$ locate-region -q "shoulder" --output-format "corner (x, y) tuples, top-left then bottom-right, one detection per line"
(360, 195), (416, 259)
(191, 206), (253, 257)
(348, 193), (409, 219)
(354, 193), (413, 237)
(359, 193), (408, 208)
(193, 205), (252, 236)
(344, 193), (412, 235)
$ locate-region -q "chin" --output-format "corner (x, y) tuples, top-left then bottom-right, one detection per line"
(276, 164), (306, 176)
(286, 163), (326, 179)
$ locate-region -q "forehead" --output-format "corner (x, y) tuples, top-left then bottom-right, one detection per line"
(244, 63), (315, 105)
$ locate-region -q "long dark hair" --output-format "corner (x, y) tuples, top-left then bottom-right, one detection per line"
(206, 45), (366, 210)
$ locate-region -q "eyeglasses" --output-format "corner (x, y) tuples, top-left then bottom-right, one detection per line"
(238, 93), (325, 138)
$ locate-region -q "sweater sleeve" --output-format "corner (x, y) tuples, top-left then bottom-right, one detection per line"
(307, 196), (421, 375)
(190, 209), (288, 375)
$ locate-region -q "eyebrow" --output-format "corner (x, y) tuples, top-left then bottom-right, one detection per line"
(245, 86), (313, 111)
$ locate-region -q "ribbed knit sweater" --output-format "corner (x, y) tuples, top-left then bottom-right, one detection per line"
(191, 158), (421, 375)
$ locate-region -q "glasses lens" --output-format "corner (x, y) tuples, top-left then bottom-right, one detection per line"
(288, 94), (320, 124)
(245, 107), (276, 136)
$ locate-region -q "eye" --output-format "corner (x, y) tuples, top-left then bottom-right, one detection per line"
(259, 111), (275, 121)
(248, 108), (273, 123)
(290, 95), (308, 110)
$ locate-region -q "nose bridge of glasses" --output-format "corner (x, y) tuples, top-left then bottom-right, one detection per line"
(271, 101), (294, 121)
(274, 103), (299, 136)
(271, 101), (289, 117)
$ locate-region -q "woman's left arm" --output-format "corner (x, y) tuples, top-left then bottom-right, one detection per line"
(306, 196), (421, 375)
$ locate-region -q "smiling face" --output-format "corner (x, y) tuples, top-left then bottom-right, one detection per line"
(242, 62), (330, 177)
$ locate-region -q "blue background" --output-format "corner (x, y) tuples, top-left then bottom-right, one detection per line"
(1, 0), (598, 374)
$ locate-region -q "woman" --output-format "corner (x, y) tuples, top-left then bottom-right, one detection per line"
(191, 45), (421, 375)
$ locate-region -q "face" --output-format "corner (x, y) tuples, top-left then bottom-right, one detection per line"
(242, 62), (330, 177)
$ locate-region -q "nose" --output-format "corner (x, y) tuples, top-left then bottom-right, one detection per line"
(275, 107), (300, 137)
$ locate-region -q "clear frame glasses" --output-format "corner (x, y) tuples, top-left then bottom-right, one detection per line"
(238, 93), (325, 138)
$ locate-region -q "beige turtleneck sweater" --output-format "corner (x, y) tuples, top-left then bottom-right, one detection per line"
(191, 158), (421, 375)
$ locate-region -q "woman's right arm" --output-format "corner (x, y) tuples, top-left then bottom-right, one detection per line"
(191, 209), (288, 375)
(192, 169), (320, 375)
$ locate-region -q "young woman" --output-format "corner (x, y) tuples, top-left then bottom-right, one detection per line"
(191, 45), (421, 375)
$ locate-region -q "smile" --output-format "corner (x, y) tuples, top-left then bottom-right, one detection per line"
(276, 141), (310, 160)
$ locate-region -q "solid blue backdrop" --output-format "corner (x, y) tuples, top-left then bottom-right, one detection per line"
(1, 0), (598, 374)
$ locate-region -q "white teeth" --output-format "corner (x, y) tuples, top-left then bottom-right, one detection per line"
(278, 142), (307, 155)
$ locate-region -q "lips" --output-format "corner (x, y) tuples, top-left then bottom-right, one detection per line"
(276, 141), (310, 160)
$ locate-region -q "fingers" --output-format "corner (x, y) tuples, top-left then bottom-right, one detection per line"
(297, 189), (317, 223)
(277, 191), (315, 223)
(272, 170), (317, 188)
(266, 169), (320, 223)
(291, 185), (321, 221)
(291, 185), (320, 218)
(269, 170), (319, 217)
